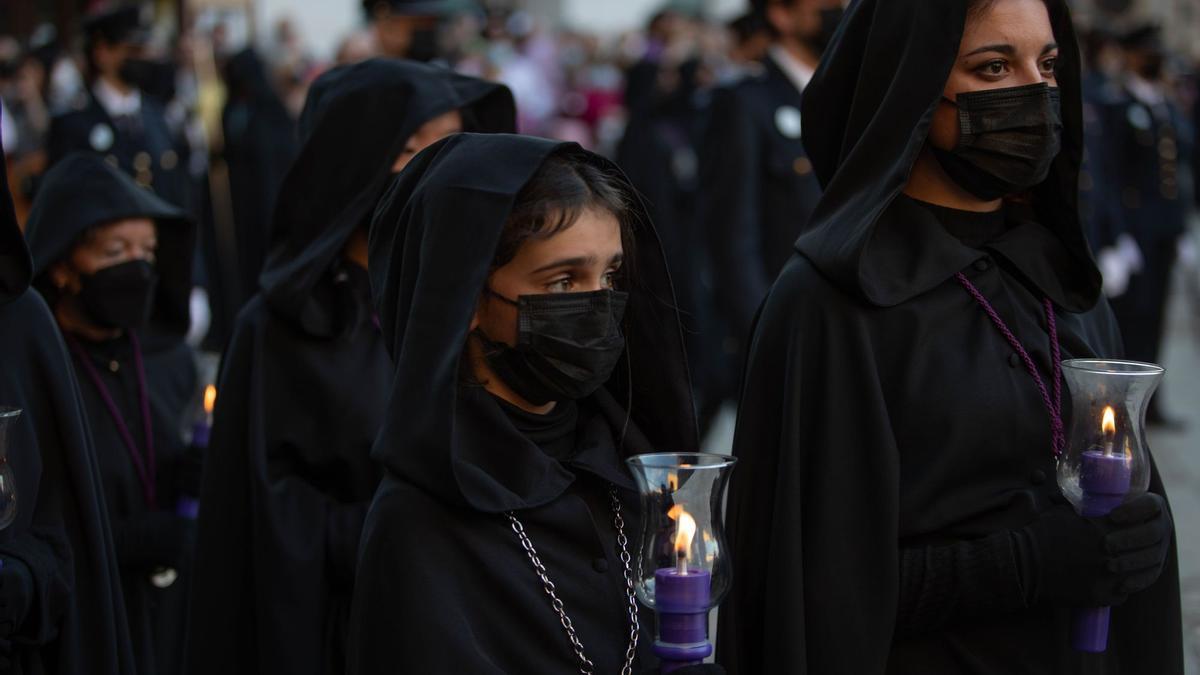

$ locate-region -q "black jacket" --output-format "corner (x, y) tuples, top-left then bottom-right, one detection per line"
(716, 1), (1181, 673)
(698, 54), (822, 342)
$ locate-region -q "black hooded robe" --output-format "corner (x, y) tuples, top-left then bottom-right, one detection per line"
(347, 134), (709, 674)
(716, 2), (1182, 674)
(186, 60), (515, 675)
(24, 155), (199, 675)
(0, 117), (136, 675)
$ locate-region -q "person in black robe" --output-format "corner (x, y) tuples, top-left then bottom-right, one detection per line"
(24, 154), (199, 675)
(717, 1), (1180, 673)
(185, 60), (515, 675)
(207, 47), (299, 350)
(45, 5), (192, 213)
(694, 0), (837, 426)
(0, 114), (136, 675)
(348, 134), (721, 675)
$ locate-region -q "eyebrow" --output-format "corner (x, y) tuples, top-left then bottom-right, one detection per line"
(964, 41), (1059, 58)
(531, 252), (624, 275)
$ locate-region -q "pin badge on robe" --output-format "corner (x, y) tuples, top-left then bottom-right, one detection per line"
(1126, 105), (1152, 131)
(775, 106), (803, 139)
(90, 123), (115, 152)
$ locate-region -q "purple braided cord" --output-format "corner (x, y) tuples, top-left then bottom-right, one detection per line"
(955, 273), (1066, 457)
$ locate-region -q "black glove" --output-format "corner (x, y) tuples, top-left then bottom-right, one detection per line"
(0, 558), (32, 639)
(113, 512), (197, 571)
(1020, 493), (1172, 608)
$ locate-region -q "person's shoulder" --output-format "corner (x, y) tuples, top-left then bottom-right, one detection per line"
(768, 253), (860, 313)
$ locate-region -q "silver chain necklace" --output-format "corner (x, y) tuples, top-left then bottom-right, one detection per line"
(506, 485), (641, 675)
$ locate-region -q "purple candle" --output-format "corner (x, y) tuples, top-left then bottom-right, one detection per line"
(653, 507), (712, 672)
(1071, 407), (1131, 653)
(179, 385), (216, 520)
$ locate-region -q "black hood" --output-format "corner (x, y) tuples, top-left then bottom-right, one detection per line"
(260, 58), (516, 337)
(796, 0), (1101, 312)
(0, 109), (31, 306)
(25, 153), (195, 338)
(368, 133), (698, 512)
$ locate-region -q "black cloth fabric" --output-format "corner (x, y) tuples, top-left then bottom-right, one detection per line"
(46, 90), (192, 214)
(186, 61), (515, 675)
(348, 134), (699, 674)
(0, 112), (136, 674)
(716, 1), (1182, 674)
(25, 152), (199, 675)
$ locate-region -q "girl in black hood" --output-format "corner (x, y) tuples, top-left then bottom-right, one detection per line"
(348, 134), (719, 675)
(24, 153), (199, 675)
(0, 118), (135, 675)
(186, 60), (515, 675)
(718, 1), (1180, 673)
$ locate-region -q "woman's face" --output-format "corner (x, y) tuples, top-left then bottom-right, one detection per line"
(928, 0), (1059, 151)
(391, 109), (464, 173)
(473, 207), (624, 347)
(50, 218), (157, 293)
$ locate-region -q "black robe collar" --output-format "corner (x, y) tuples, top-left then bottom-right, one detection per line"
(862, 194), (1096, 310)
(795, 0), (1101, 313)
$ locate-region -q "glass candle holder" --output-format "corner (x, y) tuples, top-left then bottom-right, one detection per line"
(0, 408), (20, 531)
(626, 453), (736, 673)
(1057, 359), (1164, 653)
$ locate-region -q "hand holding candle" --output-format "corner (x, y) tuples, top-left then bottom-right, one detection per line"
(1058, 360), (1163, 654)
(627, 453), (736, 674)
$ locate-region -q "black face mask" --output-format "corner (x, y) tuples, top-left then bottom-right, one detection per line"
(474, 289), (629, 406)
(932, 82), (1063, 201)
(810, 7), (845, 55)
(77, 259), (159, 330)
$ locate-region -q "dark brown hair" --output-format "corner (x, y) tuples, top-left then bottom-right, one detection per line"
(490, 148), (638, 284)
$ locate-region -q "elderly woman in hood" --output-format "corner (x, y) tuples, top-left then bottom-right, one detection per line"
(24, 152), (198, 675)
(718, 1), (1180, 674)
(186, 59), (515, 675)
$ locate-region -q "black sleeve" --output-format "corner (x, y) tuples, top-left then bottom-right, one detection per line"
(896, 531), (1030, 637)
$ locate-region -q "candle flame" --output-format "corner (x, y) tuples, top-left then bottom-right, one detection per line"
(1101, 406), (1116, 436)
(667, 504), (697, 558)
(204, 385), (217, 414)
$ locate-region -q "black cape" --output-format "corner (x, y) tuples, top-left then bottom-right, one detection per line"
(25, 154), (199, 675)
(186, 60), (515, 675)
(0, 116), (136, 674)
(716, 1), (1182, 674)
(347, 134), (700, 674)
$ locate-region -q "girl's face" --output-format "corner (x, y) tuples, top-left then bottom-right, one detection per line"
(928, 0), (1059, 151)
(50, 218), (157, 294)
(472, 207), (624, 348)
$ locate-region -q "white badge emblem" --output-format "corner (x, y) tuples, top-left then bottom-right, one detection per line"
(89, 123), (115, 152)
(775, 105), (803, 139)
(1126, 104), (1152, 132)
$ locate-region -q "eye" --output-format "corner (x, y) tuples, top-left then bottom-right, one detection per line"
(975, 59), (1009, 78)
(1040, 57), (1058, 75)
(547, 277), (574, 293)
(601, 270), (618, 290)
